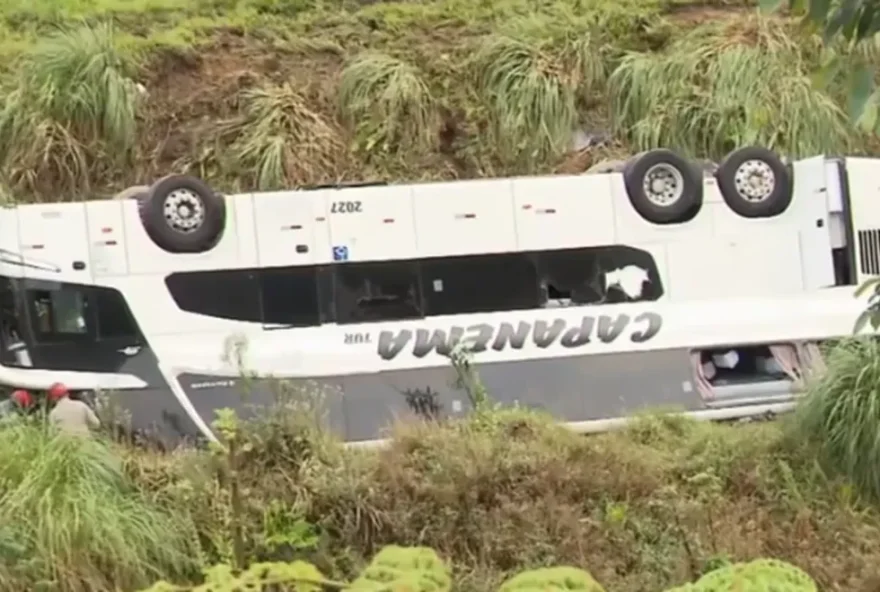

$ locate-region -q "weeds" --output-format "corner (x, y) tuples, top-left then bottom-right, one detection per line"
(0, 22), (141, 197)
(608, 16), (852, 158)
(0, 421), (198, 591)
(2, 343), (880, 591)
(223, 83), (345, 189)
(338, 52), (437, 156)
(474, 13), (608, 167)
(794, 338), (880, 502)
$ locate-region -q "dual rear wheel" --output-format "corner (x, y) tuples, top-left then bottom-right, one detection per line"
(589, 146), (793, 224)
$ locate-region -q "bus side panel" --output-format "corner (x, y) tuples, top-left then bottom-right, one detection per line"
(173, 348), (706, 443)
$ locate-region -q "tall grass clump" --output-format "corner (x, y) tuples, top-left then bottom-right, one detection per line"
(0, 422), (199, 592)
(795, 338), (880, 502)
(473, 11), (608, 168)
(338, 52), (436, 156)
(609, 16), (852, 158)
(0, 22), (142, 198)
(223, 82), (344, 189)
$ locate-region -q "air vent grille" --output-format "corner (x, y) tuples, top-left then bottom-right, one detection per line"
(858, 229), (880, 275)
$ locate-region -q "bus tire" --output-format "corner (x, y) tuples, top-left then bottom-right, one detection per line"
(715, 146), (792, 218)
(139, 175), (226, 253)
(623, 149), (702, 224)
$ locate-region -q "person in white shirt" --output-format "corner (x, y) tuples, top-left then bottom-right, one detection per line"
(46, 383), (100, 437)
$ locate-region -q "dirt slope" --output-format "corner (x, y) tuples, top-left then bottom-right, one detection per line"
(0, 0), (865, 199)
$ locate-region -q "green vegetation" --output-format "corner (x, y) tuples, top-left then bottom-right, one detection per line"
(761, 0), (880, 133)
(0, 421), (198, 590)
(7, 339), (880, 591)
(139, 552), (822, 591)
(795, 339), (880, 503)
(0, 0), (876, 200)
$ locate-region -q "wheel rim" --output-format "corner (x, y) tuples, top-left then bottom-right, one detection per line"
(733, 159), (775, 202)
(642, 163), (685, 207)
(163, 189), (205, 233)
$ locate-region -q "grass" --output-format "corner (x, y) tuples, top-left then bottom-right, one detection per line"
(339, 52), (437, 157)
(0, 420), (199, 591)
(0, 22), (140, 197)
(224, 83), (345, 189)
(795, 338), (880, 503)
(0, 0), (870, 200)
(9, 394), (880, 591)
(473, 12), (608, 167)
(4, 335), (880, 591)
(609, 17), (854, 158)
(0, 0), (877, 588)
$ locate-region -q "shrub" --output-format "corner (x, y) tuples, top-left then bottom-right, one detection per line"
(608, 16), (850, 158)
(338, 52), (436, 156)
(794, 338), (880, 501)
(139, 551), (819, 592)
(498, 566), (606, 592)
(665, 558), (817, 591)
(473, 11), (607, 167)
(0, 421), (199, 591)
(138, 559), (329, 591)
(349, 545), (451, 592)
(140, 546), (447, 591)
(0, 22), (141, 197)
(222, 83), (345, 190)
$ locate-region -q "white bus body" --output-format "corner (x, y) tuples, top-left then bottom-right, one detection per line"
(0, 149), (876, 444)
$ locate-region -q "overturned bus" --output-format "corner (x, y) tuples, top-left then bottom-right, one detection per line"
(0, 146), (872, 445)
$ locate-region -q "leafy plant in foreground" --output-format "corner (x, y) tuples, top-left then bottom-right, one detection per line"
(138, 559), (335, 591)
(0, 422), (198, 591)
(854, 275), (880, 333)
(349, 546), (451, 591)
(498, 566), (606, 592)
(663, 558), (817, 591)
(794, 338), (880, 501)
(760, 0), (880, 132)
(139, 548), (818, 591)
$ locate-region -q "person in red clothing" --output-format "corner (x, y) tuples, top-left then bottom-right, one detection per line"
(47, 382), (100, 436)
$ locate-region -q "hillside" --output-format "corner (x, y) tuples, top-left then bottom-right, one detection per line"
(0, 0), (873, 201)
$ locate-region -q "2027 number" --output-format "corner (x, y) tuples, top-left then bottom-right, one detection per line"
(330, 200), (362, 214)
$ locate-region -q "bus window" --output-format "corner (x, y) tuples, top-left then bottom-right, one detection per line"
(0, 277), (29, 366)
(26, 286), (90, 341)
(259, 267), (322, 327)
(334, 261), (423, 324)
(165, 270), (261, 323)
(535, 246), (665, 306)
(0, 278), (18, 340)
(92, 286), (140, 341)
(420, 253), (540, 316)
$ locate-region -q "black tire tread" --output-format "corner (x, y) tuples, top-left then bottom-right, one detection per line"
(139, 174), (225, 253)
(622, 149), (702, 224)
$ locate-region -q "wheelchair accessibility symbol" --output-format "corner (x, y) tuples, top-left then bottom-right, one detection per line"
(332, 245), (349, 261)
